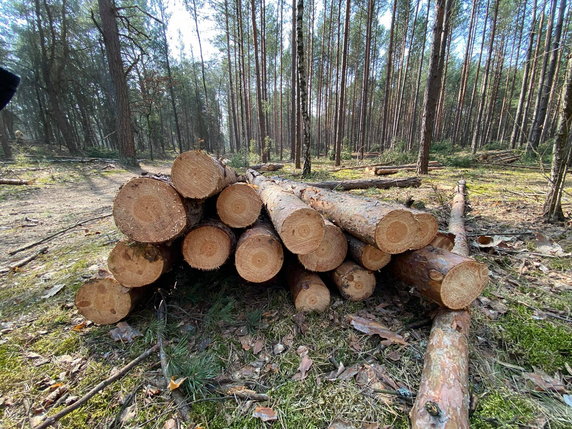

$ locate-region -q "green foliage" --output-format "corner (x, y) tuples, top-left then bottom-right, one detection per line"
(443, 155), (475, 167)
(471, 390), (537, 428)
(500, 306), (572, 373)
(83, 146), (119, 158)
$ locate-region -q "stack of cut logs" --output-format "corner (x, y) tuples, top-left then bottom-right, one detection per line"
(75, 150), (488, 325)
(477, 149), (520, 164)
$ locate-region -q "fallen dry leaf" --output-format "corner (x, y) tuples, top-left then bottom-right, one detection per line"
(523, 369), (567, 393)
(163, 418), (178, 429)
(534, 233), (566, 256)
(348, 315), (407, 345)
(252, 339), (264, 354)
(239, 335), (252, 351)
(109, 321), (143, 343)
(168, 376), (187, 391)
(42, 385), (68, 407)
(293, 354), (313, 381)
(72, 321), (87, 331)
(252, 406), (277, 422)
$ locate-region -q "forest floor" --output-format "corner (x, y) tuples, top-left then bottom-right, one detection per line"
(0, 154), (571, 429)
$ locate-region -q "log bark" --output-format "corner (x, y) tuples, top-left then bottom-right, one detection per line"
(390, 245), (488, 310)
(249, 163), (284, 171)
(410, 180), (473, 429)
(181, 219), (236, 271)
(287, 263), (330, 312)
(108, 240), (173, 287)
(0, 178), (30, 185)
(346, 234), (391, 271)
(331, 260), (376, 301)
(298, 220), (347, 272)
(216, 182), (263, 228)
(113, 177), (203, 243)
(171, 150), (237, 199)
(306, 176), (421, 191)
(365, 161), (440, 174)
(246, 170), (325, 255)
(235, 221), (284, 283)
(274, 178), (421, 254)
(75, 272), (144, 325)
(370, 166), (443, 176)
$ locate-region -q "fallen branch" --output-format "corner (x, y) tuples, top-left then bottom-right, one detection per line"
(33, 344), (159, 429)
(0, 178), (30, 185)
(157, 291), (192, 422)
(306, 176), (421, 190)
(329, 162), (391, 172)
(0, 246), (48, 274)
(9, 213), (112, 256)
(249, 163), (284, 172)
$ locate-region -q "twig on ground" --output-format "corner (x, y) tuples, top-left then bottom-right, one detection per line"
(0, 246), (48, 274)
(109, 383), (144, 429)
(157, 290), (192, 422)
(9, 213), (112, 256)
(33, 344), (159, 429)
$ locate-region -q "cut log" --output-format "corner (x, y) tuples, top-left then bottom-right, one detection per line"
(371, 167), (443, 175)
(113, 177), (203, 243)
(409, 209), (439, 249)
(181, 219), (236, 270)
(365, 161), (440, 174)
(331, 260), (376, 301)
(216, 182), (262, 228)
(235, 221), (284, 283)
(430, 231), (456, 251)
(249, 163), (284, 172)
(390, 245), (488, 310)
(0, 178), (30, 185)
(287, 263), (330, 312)
(246, 170), (324, 255)
(410, 180), (473, 429)
(273, 178), (420, 254)
(298, 220), (347, 272)
(306, 176), (422, 190)
(345, 234), (391, 271)
(75, 272), (144, 325)
(108, 240), (173, 287)
(171, 150), (237, 199)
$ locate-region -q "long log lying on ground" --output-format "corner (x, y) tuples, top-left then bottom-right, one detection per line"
(331, 260), (376, 301)
(108, 240), (173, 287)
(246, 170), (325, 255)
(346, 234), (391, 271)
(0, 178), (30, 185)
(390, 245), (488, 310)
(249, 163), (284, 172)
(75, 272), (145, 325)
(273, 178), (421, 254)
(171, 150), (237, 199)
(371, 166), (443, 175)
(365, 161), (440, 174)
(216, 182), (262, 228)
(181, 219), (236, 270)
(409, 180), (473, 429)
(306, 176), (422, 190)
(113, 177), (203, 243)
(287, 263), (330, 312)
(235, 221), (284, 283)
(298, 220), (347, 272)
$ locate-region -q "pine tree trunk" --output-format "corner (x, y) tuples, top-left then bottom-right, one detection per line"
(544, 54), (572, 222)
(416, 0), (449, 174)
(97, 0), (137, 165)
(334, 0), (351, 166)
(296, 0), (312, 176)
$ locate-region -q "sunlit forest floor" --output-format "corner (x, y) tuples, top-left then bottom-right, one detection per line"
(0, 150), (571, 428)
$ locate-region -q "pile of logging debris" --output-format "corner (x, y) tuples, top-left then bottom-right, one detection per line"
(75, 150), (488, 325)
(477, 149), (520, 164)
